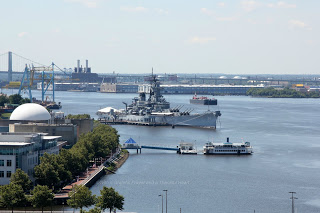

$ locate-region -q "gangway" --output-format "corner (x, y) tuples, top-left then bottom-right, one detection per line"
(122, 137), (180, 153)
(141, 145), (179, 151)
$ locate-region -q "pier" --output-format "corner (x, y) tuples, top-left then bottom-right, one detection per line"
(122, 138), (180, 154)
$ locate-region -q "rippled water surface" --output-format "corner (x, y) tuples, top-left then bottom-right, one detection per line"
(3, 89), (320, 213)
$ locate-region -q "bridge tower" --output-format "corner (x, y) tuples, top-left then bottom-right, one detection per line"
(8, 51), (12, 82)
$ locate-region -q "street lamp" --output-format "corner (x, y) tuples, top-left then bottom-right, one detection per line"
(158, 194), (163, 213)
(163, 190), (168, 213)
(289, 192), (298, 213)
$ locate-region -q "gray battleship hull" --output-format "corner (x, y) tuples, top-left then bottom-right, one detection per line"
(102, 111), (219, 129)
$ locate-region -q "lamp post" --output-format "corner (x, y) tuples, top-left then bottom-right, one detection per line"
(163, 190), (168, 213)
(289, 192), (297, 213)
(158, 194), (163, 213)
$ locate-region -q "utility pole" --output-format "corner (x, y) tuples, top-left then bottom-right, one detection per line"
(289, 192), (297, 213)
(163, 190), (168, 213)
(158, 194), (163, 213)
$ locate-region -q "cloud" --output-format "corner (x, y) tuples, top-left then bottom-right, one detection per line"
(201, 8), (237, 22)
(155, 8), (169, 15)
(189, 37), (216, 44)
(65, 0), (98, 8)
(218, 2), (226, 7)
(201, 8), (214, 16)
(241, 0), (259, 12)
(216, 16), (236, 21)
(120, 6), (148, 12)
(18, 32), (28, 38)
(289, 20), (312, 30)
(267, 1), (296, 9)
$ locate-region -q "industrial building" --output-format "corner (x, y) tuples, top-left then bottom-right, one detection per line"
(37, 82), (99, 92)
(72, 59), (102, 83)
(0, 132), (61, 185)
(138, 84), (265, 95)
(100, 83), (139, 93)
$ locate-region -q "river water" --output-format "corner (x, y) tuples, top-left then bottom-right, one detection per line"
(3, 89), (320, 213)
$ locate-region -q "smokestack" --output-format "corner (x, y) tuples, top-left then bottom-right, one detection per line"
(77, 60), (80, 73)
(86, 60), (88, 73)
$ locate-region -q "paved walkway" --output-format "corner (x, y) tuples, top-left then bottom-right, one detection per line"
(54, 148), (121, 199)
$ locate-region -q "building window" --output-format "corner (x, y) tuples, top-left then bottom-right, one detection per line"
(6, 171), (11, 178)
(0, 160), (4, 166)
(7, 160), (12, 167)
(0, 171), (4, 177)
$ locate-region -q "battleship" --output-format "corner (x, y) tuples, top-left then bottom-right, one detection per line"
(97, 74), (221, 129)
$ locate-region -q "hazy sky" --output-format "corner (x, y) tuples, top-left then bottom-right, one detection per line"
(1, 0), (319, 74)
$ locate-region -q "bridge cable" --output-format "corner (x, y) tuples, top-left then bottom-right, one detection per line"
(12, 52), (47, 67)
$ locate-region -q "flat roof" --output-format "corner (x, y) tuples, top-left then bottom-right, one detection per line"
(0, 142), (31, 146)
(42, 136), (62, 140)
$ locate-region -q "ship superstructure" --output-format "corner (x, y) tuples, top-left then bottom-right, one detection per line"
(97, 74), (221, 129)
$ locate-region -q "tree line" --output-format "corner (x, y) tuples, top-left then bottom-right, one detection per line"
(66, 114), (91, 119)
(34, 124), (120, 190)
(246, 87), (320, 98)
(0, 94), (30, 107)
(0, 124), (124, 212)
(0, 170), (124, 213)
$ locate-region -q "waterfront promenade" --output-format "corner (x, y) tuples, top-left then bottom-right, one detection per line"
(54, 148), (123, 199)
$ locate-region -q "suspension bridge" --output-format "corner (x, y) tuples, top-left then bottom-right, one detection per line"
(0, 51), (72, 103)
(0, 51), (72, 81)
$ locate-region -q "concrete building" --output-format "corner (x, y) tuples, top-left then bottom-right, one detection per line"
(0, 132), (61, 185)
(4, 103), (93, 145)
(9, 123), (77, 145)
(100, 83), (139, 93)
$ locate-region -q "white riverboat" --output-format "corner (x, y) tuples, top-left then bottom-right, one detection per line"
(203, 137), (253, 155)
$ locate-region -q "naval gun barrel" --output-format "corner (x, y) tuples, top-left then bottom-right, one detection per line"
(178, 105), (184, 110)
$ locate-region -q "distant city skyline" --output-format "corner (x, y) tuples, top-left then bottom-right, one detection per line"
(1, 0), (319, 74)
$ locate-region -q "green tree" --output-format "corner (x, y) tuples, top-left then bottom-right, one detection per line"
(29, 185), (54, 213)
(59, 148), (89, 177)
(21, 97), (31, 104)
(34, 162), (60, 188)
(34, 153), (71, 189)
(96, 187), (124, 213)
(9, 94), (23, 104)
(0, 95), (9, 106)
(83, 207), (102, 213)
(10, 168), (33, 192)
(67, 185), (96, 212)
(0, 184), (27, 213)
(66, 114), (91, 119)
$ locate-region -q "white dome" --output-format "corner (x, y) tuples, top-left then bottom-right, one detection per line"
(10, 103), (51, 121)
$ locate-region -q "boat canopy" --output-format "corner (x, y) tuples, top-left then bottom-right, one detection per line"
(97, 107), (120, 113)
(124, 137), (137, 144)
